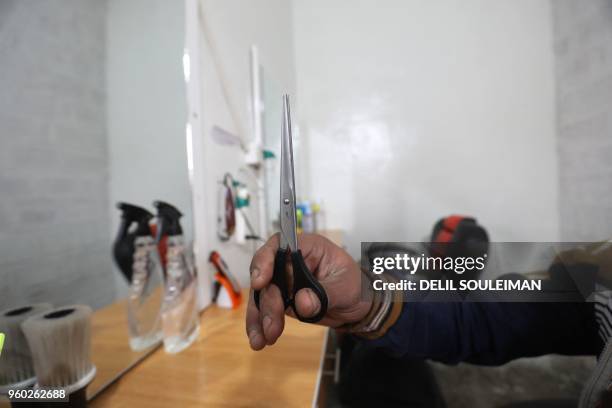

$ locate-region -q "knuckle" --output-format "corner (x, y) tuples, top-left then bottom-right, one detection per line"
(251, 248), (264, 265)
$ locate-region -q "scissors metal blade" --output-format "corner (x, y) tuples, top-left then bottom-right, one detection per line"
(279, 94), (298, 252)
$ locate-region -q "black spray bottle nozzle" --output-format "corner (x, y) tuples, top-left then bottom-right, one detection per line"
(153, 201), (183, 242)
(116, 202), (154, 237)
(113, 202), (154, 282)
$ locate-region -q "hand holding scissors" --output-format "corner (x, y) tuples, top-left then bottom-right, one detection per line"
(247, 96), (371, 351)
(254, 95), (328, 323)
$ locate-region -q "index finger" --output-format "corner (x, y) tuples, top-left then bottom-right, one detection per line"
(250, 234), (279, 290)
(245, 290), (266, 350)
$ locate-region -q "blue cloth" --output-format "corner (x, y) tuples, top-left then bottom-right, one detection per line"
(368, 300), (601, 365)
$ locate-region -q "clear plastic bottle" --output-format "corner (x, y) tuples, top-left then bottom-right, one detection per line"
(114, 202), (164, 351)
(160, 235), (200, 353)
(154, 201), (200, 354)
(127, 235), (164, 350)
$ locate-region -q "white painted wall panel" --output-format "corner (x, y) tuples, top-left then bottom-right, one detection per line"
(292, 0), (560, 256)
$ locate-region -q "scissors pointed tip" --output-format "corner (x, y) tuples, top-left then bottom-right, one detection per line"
(282, 95), (290, 118)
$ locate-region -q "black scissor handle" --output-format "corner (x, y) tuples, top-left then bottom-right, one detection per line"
(290, 249), (328, 323)
(254, 249), (290, 310)
(254, 249), (328, 324)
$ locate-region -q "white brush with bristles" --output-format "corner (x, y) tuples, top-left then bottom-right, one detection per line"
(21, 305), (96, 395)
(0, 303), (52, 391)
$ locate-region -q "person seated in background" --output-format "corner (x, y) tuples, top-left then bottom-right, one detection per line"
(246, 234), (611, 408)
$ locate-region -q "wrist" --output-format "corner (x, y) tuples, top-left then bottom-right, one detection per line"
(340, 271), (404, 339)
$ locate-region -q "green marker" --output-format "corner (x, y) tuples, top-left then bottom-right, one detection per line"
(0, 333), (4, 357)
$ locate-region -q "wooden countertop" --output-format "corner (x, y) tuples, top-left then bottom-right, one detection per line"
(88, 297), (159, 399)
(90, 293), (328, 408)
(0, 231), (342, 407)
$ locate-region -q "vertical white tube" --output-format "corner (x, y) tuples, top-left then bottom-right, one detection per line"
(249, 46), (269, 239)
(184, 0), (212, 310)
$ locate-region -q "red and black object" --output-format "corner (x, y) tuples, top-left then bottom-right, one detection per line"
(217, 173), (236, 242)
(209, 250), (242, 308)
(429, 215), (489, 277)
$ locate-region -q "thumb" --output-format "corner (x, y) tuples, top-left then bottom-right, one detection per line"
(293, 288), (322, 319)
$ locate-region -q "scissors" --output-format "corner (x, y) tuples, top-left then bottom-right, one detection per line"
(253, 95), (328, 323)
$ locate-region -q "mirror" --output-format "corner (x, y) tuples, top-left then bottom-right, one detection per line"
(0, 0), (192, 399)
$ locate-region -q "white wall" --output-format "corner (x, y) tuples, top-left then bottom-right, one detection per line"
(552, 1), (612, 242)
(194, 0), (296, 286)
(292, 0), (560, 256)
(107, 0), (192, 295)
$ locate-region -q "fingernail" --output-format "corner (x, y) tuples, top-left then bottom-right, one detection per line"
(251, 267), (261, 282)
(248, 329), (260, 346)
(262, 315), (272, 330)
(308, 290), (321, 315)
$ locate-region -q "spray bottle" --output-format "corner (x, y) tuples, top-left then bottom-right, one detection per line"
(154, 201), (200, 353)
(114, 203), (164, 351)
